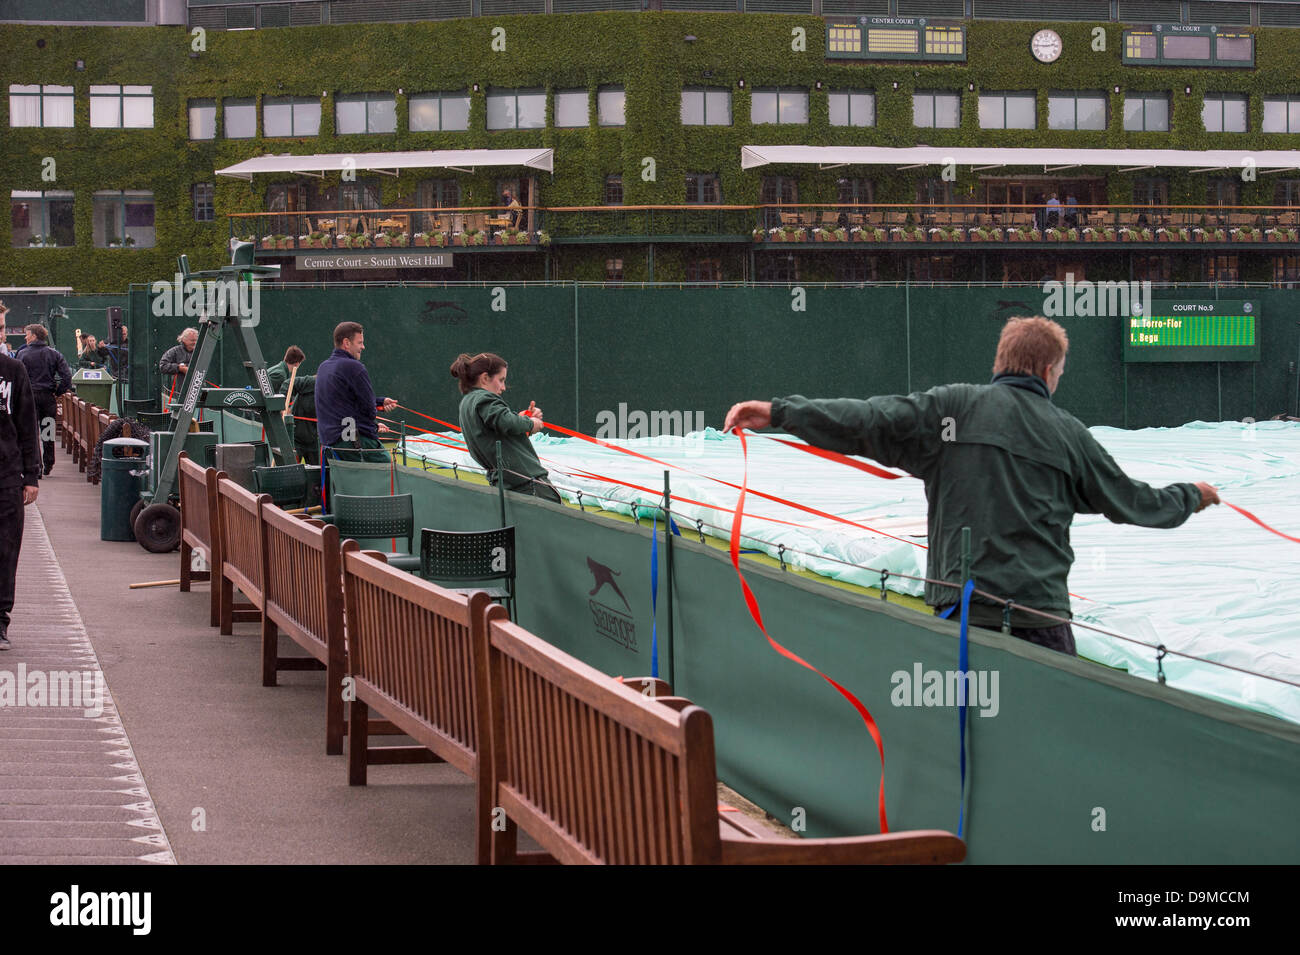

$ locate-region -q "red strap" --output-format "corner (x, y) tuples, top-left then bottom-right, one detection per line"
(756, 434), (908, 481)
(396, 404), (462, 432)
(730, 428), (890, 833)
(1224, 500), (1300, 543)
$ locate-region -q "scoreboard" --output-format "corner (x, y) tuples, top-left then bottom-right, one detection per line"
(1123, 300), (1260, 362)
(825, 17), (966, 62)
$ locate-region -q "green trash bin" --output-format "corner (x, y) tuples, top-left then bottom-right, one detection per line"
(73, 367), (116, 411)
(101, 437), (149, 541)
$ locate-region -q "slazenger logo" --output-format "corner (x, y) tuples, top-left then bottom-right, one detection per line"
(223, 391), (256, 407)
(586, 557), (636, 650)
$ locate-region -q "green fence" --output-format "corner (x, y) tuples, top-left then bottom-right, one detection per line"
(124, 281), (1299, 430)
(330, 458), (1300, 864)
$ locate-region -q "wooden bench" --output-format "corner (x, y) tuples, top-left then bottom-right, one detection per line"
(178, 453), (222, 627)
(478, 614), (967, 865)
(341, 548), (504, 863)
(215, 477), (268, 635)
(260, 503), (345, 753)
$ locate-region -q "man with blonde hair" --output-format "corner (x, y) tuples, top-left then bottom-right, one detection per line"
(724, 315), (1220, 655)
(159, 327), (198, 404)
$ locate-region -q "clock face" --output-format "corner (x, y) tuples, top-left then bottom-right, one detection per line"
(1031, 29), (1063, 63)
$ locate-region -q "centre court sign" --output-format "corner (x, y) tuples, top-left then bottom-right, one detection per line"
(296, 252), (453, 269)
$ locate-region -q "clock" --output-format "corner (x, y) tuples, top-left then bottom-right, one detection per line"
(1031, 29), (1063, 63)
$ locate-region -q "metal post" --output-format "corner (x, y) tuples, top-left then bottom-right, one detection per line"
(960, 526), (971, 591)
(663, 470), (675, 692)
(495, 440), (506, 527)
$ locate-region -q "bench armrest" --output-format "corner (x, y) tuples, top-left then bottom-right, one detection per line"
(719, 829), (965, 866)
(617, 676), (672, 697)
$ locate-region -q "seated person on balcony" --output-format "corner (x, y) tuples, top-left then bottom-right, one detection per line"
(78, 334), (110, 370)
(1045, 193), (1061, 229)
(159, 328), (198, 405)
(450, 351), (561, 504)
(502, 188), (522, 230)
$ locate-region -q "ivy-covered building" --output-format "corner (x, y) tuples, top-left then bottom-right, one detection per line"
(5, 0), (1300, 289)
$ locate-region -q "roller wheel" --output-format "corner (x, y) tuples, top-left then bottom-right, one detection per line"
(128, 499), (146, 540)
(135, 502), (181, 553)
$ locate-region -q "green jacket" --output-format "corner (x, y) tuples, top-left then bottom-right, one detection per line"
(266, 360), (316, 441)
(458, 388), (547, 489)
(771, 374), (1201, 627)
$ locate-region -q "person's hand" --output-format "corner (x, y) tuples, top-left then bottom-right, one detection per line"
(1193, 482), (1220, 513)
(723, 400), (772, 433)
(377, 422), (393, 435)
(178, 363), (188, 374)
(519, 400), (536, 417)
(382, 397), (398, 412)
(23, 485), (38, 506)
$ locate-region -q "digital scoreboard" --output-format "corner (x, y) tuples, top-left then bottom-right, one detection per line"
(1123, 300), (1260, 363)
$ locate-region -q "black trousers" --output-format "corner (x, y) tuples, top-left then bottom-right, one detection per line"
(33, 390), (56, 474)
(935, 605), (1076, 656)
(0, 486), (25, 630)
(505, 477), (562, 504)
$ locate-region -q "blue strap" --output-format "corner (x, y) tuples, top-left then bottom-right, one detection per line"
(956, 579), (975, 839)
(650, 511), (660, 678)
(938, 603), (956, 619)
(668, 516), (681, 537)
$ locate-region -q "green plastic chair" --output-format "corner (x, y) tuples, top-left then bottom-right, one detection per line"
(328, 493), (419, 571)
(419, 525), (516, 620)
(253, 464), (308, 509)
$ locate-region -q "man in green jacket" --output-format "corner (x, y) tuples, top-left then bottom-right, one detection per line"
(266, 345), (316, 464)
(723, 315), (1220, 656)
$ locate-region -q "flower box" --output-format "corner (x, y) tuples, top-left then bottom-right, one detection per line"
(892, 227), (925, 242)
(752, 228), (765, 242)
(496, 230), (532, 245)
(260, 237), (277, 250)
(304, 233), (331, 249)
(537, 231), (552, 246)
(1267, 227), (1298, 242)
(276, 237), (293, 250)
(814, 228), (848, 242)
(1007, 228), (1041, 242)
(853, 227), (886, 242)
(772, 228), (807, 242)
(1231, 228), (1261, 242)
(454, 231), (487, 246)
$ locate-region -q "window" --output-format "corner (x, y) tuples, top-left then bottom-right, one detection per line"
(761, 176), (797, 229)
(1133, 255), (1171, 284)
(1272, 254), (1300, 285)
(1208, 178), (1240, 207)
(409, 91), (470, 132)
(751, 88), (809, 125)
(90, 85), (153, 129)
(415, 179), (459, 232)
(1123, 91), (1170, 132)
(978, 92), (1035, 130)
(339, 180), (381, 211)
(1132, 177), (1169, 206)
(1206, 253), (1239, 284)
(597, 85), (625, 127)
(9, 84), (74, 127)
(554, 89), (588, 128)
(685, 173), (721, 204)
(486, 88), (545, 130)
(1274, 180), (1300, 206)
(913, 90), (960, 129)
(188, 99), (216, 139)
(193, 183), (215, 222)
(684, 257), (722, 282)
(93, 190), (154, 248)
(606, 258), (623, 282)
(836, 257), (878, 283)
(604, 174), (623, 205)
(10, 191), (74, 247)
(223, 97), (256, 139)
(1263, 96), (1300, 134)
(828, 90), (875, 128)
(757, 254), (798, 283)
(917, 178), (953, 207)
(837, 177), (873, 209)
(264, 96), (321, 137)
(681, 87), (731, 126)
(335, 93), (396, 134)
(1203, 93), (1247, 134)
(1047, 91), (1107, 131)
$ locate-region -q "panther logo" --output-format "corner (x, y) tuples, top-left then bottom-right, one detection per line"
(586, 557), (630, 613)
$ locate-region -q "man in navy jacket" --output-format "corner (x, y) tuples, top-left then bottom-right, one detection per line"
(17, 324), (73, 476)
(314, 322), (398, 503)
(0, 323), (41, 650)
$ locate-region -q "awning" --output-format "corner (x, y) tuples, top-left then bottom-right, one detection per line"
(216, 148), (554, 181)
(741, 145), (1300, 174)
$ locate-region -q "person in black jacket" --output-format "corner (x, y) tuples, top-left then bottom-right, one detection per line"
(78, 334), (110, 369)
(159, 328), (198, 405)
(16, 325), (72, 476)
(0, 336), (41, 650)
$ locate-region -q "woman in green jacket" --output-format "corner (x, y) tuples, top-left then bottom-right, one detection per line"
(450, 352), (561, 503)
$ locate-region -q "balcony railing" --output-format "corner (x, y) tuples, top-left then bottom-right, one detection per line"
(229, 202), (1300, 252)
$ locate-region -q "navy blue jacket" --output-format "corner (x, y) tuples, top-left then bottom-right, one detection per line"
(0, 354), (41, 488)
(17, 341), (73, 396)
(314, 348), (388, 446)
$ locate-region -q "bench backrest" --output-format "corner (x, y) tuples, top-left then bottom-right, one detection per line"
(216, 477), (269, 608)
(179, 452), (221, 557)
(263, 501), (342, 657)
(342, 548), (494, 778)
(481, 615), (721, 864)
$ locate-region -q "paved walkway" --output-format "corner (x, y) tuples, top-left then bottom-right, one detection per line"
(1, 456), (478, 864)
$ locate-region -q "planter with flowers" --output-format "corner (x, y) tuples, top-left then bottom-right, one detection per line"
(303, 232), (331, 249)
(1045, 226), (1079, 241)
(536, 231), (552, 246)
(1083, 226), (1115, 242)
(930, 226), (964, 242)
(968, 226), (1003, 242)
(1119, 226), (1152, 243)
(1193, 226), (1226, 242)
(1156, 227), (1189, 243)
(813, 227), (848, 242)
(1231, 225), (1262, 243)
(752, 228), (765, 242)
(771, 225), (807, 242)
(852, 226), (887, 242)
(454, 229), (487, 246)
(496, 228), (532, 245)
(1267, 226), (1299, 242)
(891, 225), (926, 242)
(1007, 227), (1042, 242)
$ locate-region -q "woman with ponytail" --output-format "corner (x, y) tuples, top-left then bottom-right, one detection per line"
(450, 352), (561, 503)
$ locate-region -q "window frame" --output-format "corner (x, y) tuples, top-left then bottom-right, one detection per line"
(1123, 91), (1171, 132)
(685, 173), (722, 205)
(977, 90), (1036, 130)
(604, 174), (623, 206)
(92, 189), (155, 249)
(1047, 90), (1107, 131)
(1202, 92), (1248, 134)
(912, 90), (961, 129)
(828, 89), (876, 128)
(9, 84), (75, 128)
(680, 86), (732, 126)
(597, 85), (625, 127)
(408, 90), (471, 133)
(750, 87), (810, 126)
(89, 84), (154, 129)
(1263, 95), (1300, 134)
(485, 87), (546, 131)
(192, 182), (215, 223)
(263, 95), (321, 137)
(553, 88), (589, 129)
(10, 190), (75, 248)
(223, 97), (257, 139)
(334, 92), (397, 135)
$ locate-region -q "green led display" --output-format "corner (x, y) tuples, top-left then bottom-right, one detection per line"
(1123, 301), (1260, 362)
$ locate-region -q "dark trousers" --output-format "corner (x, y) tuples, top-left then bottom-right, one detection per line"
(0, 486), (25, 630)
(508, 477), (562, 504)
(320, 437), (390, 509)
(935, 605), (1076, 656)
(33, 390), (56, 474)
